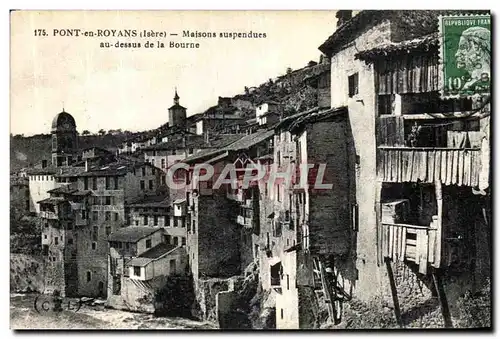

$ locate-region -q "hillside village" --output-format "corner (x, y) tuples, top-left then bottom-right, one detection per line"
(10, 10), (491, 329)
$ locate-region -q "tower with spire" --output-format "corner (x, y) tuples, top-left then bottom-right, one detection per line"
(168, 88), (187, 129)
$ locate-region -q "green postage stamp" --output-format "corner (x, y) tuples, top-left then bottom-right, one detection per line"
(439, 14), (491, 98)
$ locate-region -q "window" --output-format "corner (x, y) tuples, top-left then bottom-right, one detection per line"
(92, 242), (97, 250)
(135, 220), (139, 226)
(174, 218), (179, 228)
(93, 211), (98, 221)
(105, 196), (112, 205)
(142, 167), (146, 176)
(44, 234), (47, 239)
(170, 259), (177, 274)
(173, 237), (179, 246)
(149, 180), (153, 190)
(188, 148), (194, 155)
(105, 177), (111, 190)
(146, 239), (152, 249)
(105, 211), (111, 221)
(45, 222), (49, 228)
(126, 242), (130, 250)
(93, 227), (98, 241)
(165, 234), (171, 244)
(140, 180), (145, 190)
(68, 238), (73, 245)
(182, 237), (186, 246)
(134, 266), (141, 277)
(114, 212), (119, 221)
(105, 227), (111, 236)
(86, 271), (92, 282)
(161, 159), (166, 168)
(84, 177), (89, 190)
(287, 274), (290, 290)
(281, 309), (284, 319)
(143, 215), (148, 225)
(192, 220), (196, 234)
(348, 72), (359, 98)
(154, 216), (158, 226)
(92, 177), (97, 190)
(114, 177), (119, 189)
(81, 210), (86, 220)
(54, 237), (59, 245)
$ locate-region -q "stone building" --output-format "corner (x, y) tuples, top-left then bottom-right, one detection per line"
(182, 128), (274, 320)
(38, 153), (162, 297)
(107, 227), (187, 313)
(255, 107), (353, 329)
(313, 9), (491, 326)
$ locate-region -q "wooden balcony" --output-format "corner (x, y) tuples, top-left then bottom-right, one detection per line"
(377, 147), (481, 186)
(381, 221), (441, 274)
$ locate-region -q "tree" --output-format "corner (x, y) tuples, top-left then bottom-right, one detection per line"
(98, 129), (106, 136)
(82, 130), (91, 136)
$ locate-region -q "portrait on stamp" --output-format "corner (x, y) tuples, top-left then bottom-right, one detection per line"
(440, 15), (491, 98)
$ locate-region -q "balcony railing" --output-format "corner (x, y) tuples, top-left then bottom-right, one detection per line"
(381, 222), (440, 274)
(377, 146), (481, 186)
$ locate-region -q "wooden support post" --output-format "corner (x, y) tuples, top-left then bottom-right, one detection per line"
(432, 268), (453, 328)
(434, 180), (443, 268)
(375, 181), (383, 266)
(385, 258), (403, 328)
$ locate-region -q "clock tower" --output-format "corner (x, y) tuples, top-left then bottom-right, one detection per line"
(51, 110), (78, 167)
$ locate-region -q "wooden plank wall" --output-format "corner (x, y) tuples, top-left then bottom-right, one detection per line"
(377, 148), (480, 186)
(378, 116), (405, 146)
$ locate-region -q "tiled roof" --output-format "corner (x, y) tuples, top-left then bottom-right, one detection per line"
(54, 166), (86, 178)
(139, 243), (177, 259)
(47, 185), (78, 195)
(108, 226), (163, 243)
(80, 160), (157, 177)
(355, 33), (439, 61)
(26, 167), (57, 175)
(183, 129), (274, 164)
(126, 257), (153, 267)
(37, 197), (65, 205)
(143, 135), (205, 151)
(286, 106), (348, 133)
(225, 129), (274, 151)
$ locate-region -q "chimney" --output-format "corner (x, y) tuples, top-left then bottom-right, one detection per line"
(336, 10), (353, 28)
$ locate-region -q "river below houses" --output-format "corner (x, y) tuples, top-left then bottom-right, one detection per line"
(10, 294), (217, 330)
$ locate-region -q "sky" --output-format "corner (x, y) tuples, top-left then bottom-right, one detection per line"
(10, 10), (340, 136)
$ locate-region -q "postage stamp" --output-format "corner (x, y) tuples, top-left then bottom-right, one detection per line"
(439, 14), (491, 98)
